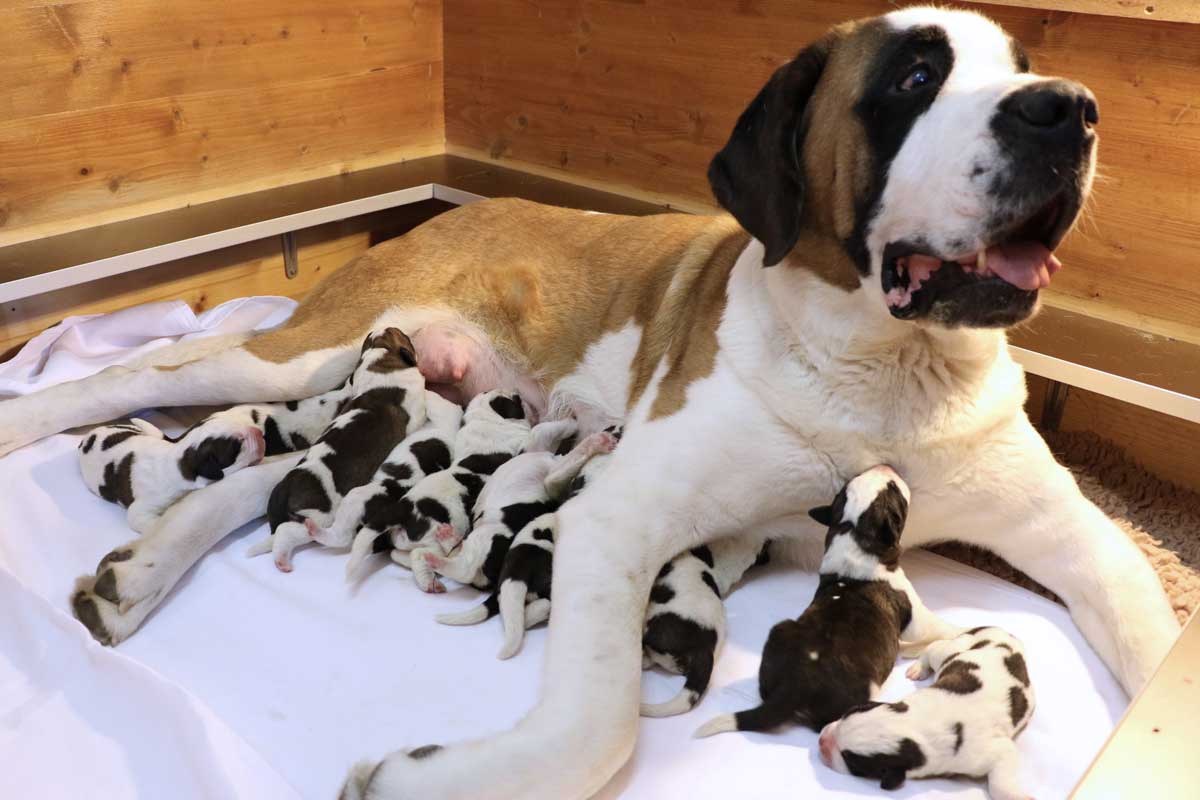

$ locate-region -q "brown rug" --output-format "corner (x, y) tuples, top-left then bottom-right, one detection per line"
(930, 430), (1200, 625)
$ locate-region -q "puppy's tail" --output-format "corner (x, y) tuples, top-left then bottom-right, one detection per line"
(345, 528), (388, 583)
(496, 580), (529, 660)
(642, 649), (714, 718)
(694, 698), (795, 738)
(338, 759), (377, 800)
(435, 592), (499, 626)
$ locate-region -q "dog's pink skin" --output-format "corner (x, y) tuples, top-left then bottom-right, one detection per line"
(434, 523), (460, 548)
(274, 556), (293, 574)
(818, 724), (835, 767)
(412, 322), (546, 420)
(245, 427), (266, 462)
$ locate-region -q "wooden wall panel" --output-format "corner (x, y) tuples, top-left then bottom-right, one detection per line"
(445, 0), (1200, 334)
(0, 0), (443, 245)
(0, 202), (452, 358)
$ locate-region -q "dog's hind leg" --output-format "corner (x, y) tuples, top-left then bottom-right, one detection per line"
(72, 453), (303, 645)
(0, 321), (361, 457)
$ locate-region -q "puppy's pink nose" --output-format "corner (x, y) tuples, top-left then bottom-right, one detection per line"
(818, 730), (834, 768)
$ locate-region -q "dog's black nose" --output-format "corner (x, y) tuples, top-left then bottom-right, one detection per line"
(1001, 80), (1099, 136)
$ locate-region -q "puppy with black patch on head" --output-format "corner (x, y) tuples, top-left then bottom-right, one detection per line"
(640, 534), (771, 718)
(696, 466), (959, 738)
(79, 416), (266, 534)
(199, 382), (351, 456)
(820, 626), (1035, 800)
(386, 390), (541, 591)
(305, 390), (464, 580)
(409, 426), (613, 595)
(248, 328), (426, 572)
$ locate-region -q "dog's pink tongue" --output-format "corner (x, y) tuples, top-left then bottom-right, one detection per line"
(986, 241), (1061, 291)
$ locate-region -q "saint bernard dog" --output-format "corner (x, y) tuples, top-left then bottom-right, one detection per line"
(0, 7), (1178, 799)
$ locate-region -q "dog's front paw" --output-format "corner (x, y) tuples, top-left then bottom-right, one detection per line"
(72, 543), (169, 645)
(904, 661), (928, 681)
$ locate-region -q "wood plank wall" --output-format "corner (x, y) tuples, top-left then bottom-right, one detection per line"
(0, 0), (444, 246)
(444, 0), (1200, 341)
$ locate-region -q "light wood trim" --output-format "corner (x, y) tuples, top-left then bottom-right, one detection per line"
(968, 0), (1200, 25)
(1072, 611), (1200, 797)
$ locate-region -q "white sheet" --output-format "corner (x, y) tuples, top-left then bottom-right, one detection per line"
(0, 299), (1125, 799)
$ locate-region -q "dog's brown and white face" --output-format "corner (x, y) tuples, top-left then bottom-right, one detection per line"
(710, 7), (1097, 328)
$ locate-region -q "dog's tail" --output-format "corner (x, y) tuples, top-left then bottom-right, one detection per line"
(345, 528), (389, 582)
(436, 592), (500, 626)
(694, 697), (795, 738)
(641, 648), (714, 718)
(496, 579), (530, 660)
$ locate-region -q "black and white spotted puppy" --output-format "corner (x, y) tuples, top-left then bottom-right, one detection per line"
(79, 416), (266, 534)
(696, 466), (959, 738)
(819, 626), (1035, 800)
(306, 391), (464, 580)
(249, 328), (427, 572)
(386, 391), (539, 590)
(415, 428), (612, 596)
(433, 426), (622, 655)
(200, 382), (351, 456)
(640, 534), (771, 718)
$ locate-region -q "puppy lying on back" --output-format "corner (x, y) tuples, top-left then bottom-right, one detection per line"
(386, 391), (544, 590)
(640, 534), (771, 718)
(696, 466), (959, 738)
(306, 391), (464, 580)
(249, 328), (426, 572)
(820, 626), (1035, 800)
(413, 427), (612, 598)
(79, 416), (265, 533)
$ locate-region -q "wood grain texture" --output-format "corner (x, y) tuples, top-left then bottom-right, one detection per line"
(0, 0), (443, 244)
(965, 0), (1200, 24)
(1, 1), (442, 122)
(444, 0), (1200, 331)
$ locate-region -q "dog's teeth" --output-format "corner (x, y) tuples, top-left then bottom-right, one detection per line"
(977, 249), (988, 271)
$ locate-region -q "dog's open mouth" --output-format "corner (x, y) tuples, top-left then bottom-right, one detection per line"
(883, 194), (1067, 319)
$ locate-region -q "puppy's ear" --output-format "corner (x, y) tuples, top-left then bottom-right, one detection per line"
(807, 504), (834, 527)
(879, 768), (907, 791)
(708, 35), (832, 266)
(195, 455), (225, 482)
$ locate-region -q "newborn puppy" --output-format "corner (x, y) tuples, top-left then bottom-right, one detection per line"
(434, 428), (622, 655)
(696, 466), (959, 738)
(820, 627), (1034, 800)
(307, 391), (463, 580)
(200, 382), (350, 456)
(385, 391), (536, 584)
(79, 416), (265, 533)
(640, 534), (771, 718)
(250, 328), (426, 572)
(414, 427), (612, 596)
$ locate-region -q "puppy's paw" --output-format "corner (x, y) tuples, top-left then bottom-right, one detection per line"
(434, 523), (461, 550)
(905, 661), (928, 681)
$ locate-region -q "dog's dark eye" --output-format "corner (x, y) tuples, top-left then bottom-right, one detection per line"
(897, 64), (933, 92)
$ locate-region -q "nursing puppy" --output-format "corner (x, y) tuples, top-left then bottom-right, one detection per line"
(306, 391), (463, 580)
(696, 467), (958, 738)
(410, 426), (610, 594)
(200, 383), (350, 456)
(641, 535), (771, 718)
(820, 627), (1034, 799)
(385, 391), (534, 576)
(251, 328), (426, 572)
(79, 417), (266, 533)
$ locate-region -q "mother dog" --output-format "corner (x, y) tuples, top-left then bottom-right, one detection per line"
(0, 7), (1178, 799)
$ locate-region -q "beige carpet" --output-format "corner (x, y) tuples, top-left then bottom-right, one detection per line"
(931, 430), (1200, 625)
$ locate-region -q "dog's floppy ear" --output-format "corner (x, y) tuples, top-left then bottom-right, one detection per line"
(807, 504), (834, 527)
(708, 36), (832, 266)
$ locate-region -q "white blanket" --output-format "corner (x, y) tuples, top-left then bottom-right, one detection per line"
(0, 298), (1125, 799)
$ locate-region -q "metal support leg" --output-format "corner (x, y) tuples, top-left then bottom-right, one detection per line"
(1041, 379), (1069, 432)
(281, 232), (298, 279)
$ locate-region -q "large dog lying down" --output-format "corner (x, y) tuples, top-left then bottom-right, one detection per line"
(0, 6), (1179, 799)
